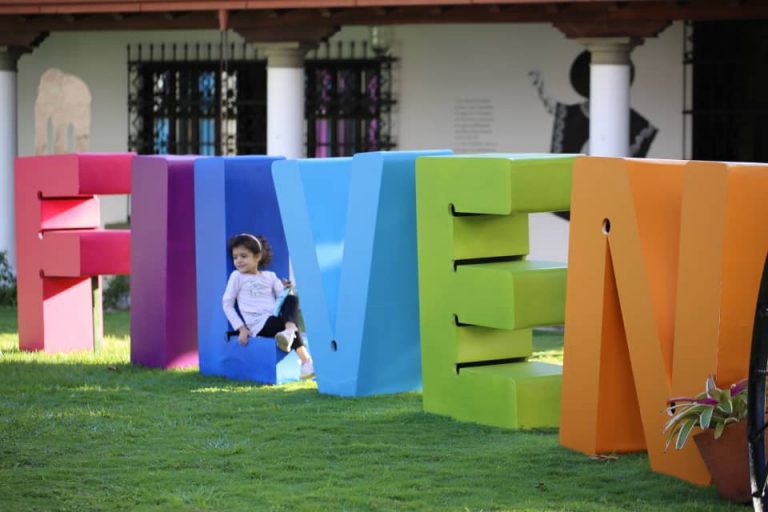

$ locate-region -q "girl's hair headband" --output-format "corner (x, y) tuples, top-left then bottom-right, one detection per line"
(239, 233), (262, 252)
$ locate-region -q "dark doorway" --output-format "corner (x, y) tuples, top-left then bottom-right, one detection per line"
(691, 21), (768, 162)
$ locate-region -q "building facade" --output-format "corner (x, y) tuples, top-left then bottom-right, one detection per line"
(2, 1), (766, 265)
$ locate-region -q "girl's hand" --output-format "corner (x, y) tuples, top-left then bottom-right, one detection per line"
(238, 326), (250, 345)
(281, 279), (294, 289)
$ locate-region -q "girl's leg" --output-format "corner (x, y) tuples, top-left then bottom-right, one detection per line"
(287, 327), (309, 361)
(296, 346), (311, 363)
(279, 296), (313, 377)
(258, 299), (312, 371)
(256, 314), (314, 378)
(295, 340), (314, 379)
(278, 295), (300, 325)
(256, 317), (285, 338)
(257, 317), (294, 351)
(277, 295), (302, 351)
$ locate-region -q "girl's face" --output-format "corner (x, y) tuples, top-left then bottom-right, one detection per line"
(232, 246), (261, 274)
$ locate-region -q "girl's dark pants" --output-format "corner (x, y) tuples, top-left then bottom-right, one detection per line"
(256, 295), (304, 348)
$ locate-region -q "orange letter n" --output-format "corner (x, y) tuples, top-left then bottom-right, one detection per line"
(560, 156), (768, 485)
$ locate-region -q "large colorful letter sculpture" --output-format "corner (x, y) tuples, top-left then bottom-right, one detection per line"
(560, 157), (768, 485)
(273, 151), (448, 396)
(194, 156), (300, 385)
(415, 154), (573, 429)
(15, 154), (131, 352)
(131, 156), (199, 368)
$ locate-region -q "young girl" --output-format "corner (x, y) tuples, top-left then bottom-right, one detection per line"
(222, 233), (315, 380)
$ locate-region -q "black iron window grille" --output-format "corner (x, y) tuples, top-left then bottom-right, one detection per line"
(306, 41), (396, 157)
(127, 42), (265, 156)
(128, 40), (396, 157)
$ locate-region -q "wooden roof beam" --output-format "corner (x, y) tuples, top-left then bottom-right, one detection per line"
(607, 1), (630, 10)
(546, 3), (569, 14)
(319, 7), (333, 17)
(62, 13), (87, 22)
(2, 1), (768, 32)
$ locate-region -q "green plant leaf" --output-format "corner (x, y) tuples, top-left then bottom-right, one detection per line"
(718, 397), (733, 416)
(664, 414), (696, 450)
(664, 405), (705, 433)
(714, 421), (726, 439)
(732, 395), (748, 420)
(706, 375), (717, 396)
(699, 406), (714, 429)
(676, 420), (697, 450)
(708, 387), (724, 402)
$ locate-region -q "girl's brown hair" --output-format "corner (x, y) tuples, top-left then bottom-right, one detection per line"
(228, 233), (272, 269)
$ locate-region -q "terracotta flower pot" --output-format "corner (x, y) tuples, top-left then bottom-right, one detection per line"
(693, 420), (752, 503)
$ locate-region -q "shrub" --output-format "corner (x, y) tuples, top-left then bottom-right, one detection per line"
(103, 275), (130, 311)
(0, 251), (17, 307)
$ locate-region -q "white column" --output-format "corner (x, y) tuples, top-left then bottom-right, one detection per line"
(580, 38), (640, 157)
(0, 47), (22, 270)
(262, 44), (308, 159)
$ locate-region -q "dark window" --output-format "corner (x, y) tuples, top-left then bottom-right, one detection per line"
(128, 41), (396, 157)
(306, 42), (396, 157)
(688, 21), (768, 162)
(128, 42), (265, 156)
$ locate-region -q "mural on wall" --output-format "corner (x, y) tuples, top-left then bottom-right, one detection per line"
(34, 68), (91, 155)
(529, 51), (658, 157)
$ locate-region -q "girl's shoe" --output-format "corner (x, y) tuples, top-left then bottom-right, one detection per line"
(300, 360), (315, 380)
(275, 329), (296, 352)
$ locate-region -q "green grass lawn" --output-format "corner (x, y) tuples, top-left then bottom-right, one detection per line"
(0, 308), (741, 511)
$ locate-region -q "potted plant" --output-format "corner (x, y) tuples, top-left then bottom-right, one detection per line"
(664, 375), (749, 503)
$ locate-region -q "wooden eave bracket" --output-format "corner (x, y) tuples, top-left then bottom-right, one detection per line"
(236, 25), (340, 45)
(553, 18), (671, 38)
(0, 30), (49, 49)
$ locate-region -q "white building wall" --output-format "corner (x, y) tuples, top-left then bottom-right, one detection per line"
(15, 23), (684, 262)
(17, 30), (226, 227)
(397, 23), (683, 158)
